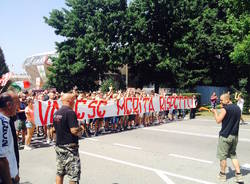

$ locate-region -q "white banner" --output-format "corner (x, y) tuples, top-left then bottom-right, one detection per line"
(34, 96), (194, 126)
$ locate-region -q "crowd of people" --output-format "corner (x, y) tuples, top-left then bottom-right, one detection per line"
(0, 88), (196, 184)
(0, 88), (248, 183)
(11, 89), (248, 151)
(13, 88), (198, 150)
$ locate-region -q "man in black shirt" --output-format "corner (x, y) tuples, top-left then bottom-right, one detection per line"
(53, 93), (82, 184)
(212, 93), (243, 182)
(16, 94), (27, 145)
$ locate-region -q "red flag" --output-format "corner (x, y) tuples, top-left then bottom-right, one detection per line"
(23, 80), (30, 88)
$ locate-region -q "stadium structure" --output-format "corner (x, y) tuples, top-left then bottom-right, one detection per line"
(23, 51), (57, 88)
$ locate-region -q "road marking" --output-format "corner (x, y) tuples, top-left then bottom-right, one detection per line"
(241, 164), (250, 171)
(168, 154), (213, 164)
(144, 128), (217, 138)
(144, 128), (250, 142)
(212, 126), (250, 132)
(193, 119), (215, 122)
(79, 150), (216, 184)
(86, 138), (99, 141)
(194, 119), (249, 125)
(155, 171), (175, 184)
(113, 143), (142, 150)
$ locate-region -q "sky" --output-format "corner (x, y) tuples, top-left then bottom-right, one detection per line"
(0, 0), (132, 74)
(0, 1), (67, 74)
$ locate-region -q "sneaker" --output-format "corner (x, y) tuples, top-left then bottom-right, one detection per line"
(217, 172), (226, 182)
(235, 173), (243, 183)
(47, 139), (51, 144)
(24, 145), (33, 151)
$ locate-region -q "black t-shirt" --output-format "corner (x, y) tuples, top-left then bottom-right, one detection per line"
(220, 104), (241, 138)
(17, 102), (26, 121)
(53, 105), (79, 145)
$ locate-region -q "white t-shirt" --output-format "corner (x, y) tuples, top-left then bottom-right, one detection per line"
(237, 98), (244, 112)
(0, 112), (18, 180)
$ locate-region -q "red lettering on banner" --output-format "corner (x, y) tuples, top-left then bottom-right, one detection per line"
(125, 97), (132, 115)
(88, 100), (98, 119)
(183, 96), (188, 109)
(172, 96), (178, 109)
(49, 101), (59, 124)
(75, 99), (87, 119)
(97, 100), (107, 118)
(179, 96), (183, 109)
(132, 98), (139, 114)
(166, 96), (172, 110)
(38, 101), (51, 126)
(149, 98), (155, 112)
(159, 96), (166, 111)
(117, 99), (125, 115)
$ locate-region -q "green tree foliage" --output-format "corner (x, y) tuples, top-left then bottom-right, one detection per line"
(227, 0), (250, 92)
(124, 0), (180, 89)
(0, 47), (9, 77)
(231, 34), (250, 65)
(45, 0), (250, 92)
(44, 0), (127, 92)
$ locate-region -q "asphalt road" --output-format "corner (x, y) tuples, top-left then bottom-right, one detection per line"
(19, 119), (250, 184)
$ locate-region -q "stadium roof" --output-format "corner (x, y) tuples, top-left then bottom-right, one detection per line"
(23, 51), (57, 67)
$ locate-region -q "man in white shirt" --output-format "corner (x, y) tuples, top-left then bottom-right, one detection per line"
(235, 92), (245, 124)
(0, 92), (19, 184)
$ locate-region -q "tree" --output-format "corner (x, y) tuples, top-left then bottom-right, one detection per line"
(231, 34), (250, 65)
(45, 0), (127, 92)
(45, 0), (250, 92)
(172, 0), (250, 91)
(123, 0), (188, 90)
(0, 47), (9, 77)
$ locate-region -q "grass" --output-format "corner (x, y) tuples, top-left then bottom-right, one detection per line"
(196, 110), (250, 121)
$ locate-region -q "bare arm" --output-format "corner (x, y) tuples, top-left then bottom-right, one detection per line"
(70, 127), (82, 136)
(0, 157), (12, 184)
(17, 109), (25, 113)
(235, 92), (239, 100)
(212, 108), (226, 124)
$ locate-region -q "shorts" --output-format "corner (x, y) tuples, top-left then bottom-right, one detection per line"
(25, 121), (33, 129)
(16, 120), (26, 131)
(217, 135), (238, 160)
(55, 146), (81, 182)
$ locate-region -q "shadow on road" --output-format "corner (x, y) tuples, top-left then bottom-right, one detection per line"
(226, 167), (250, 183)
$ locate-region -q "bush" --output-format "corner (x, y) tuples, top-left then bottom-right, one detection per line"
(182, 93), (201, 107)
(100, 78), (119, 93)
